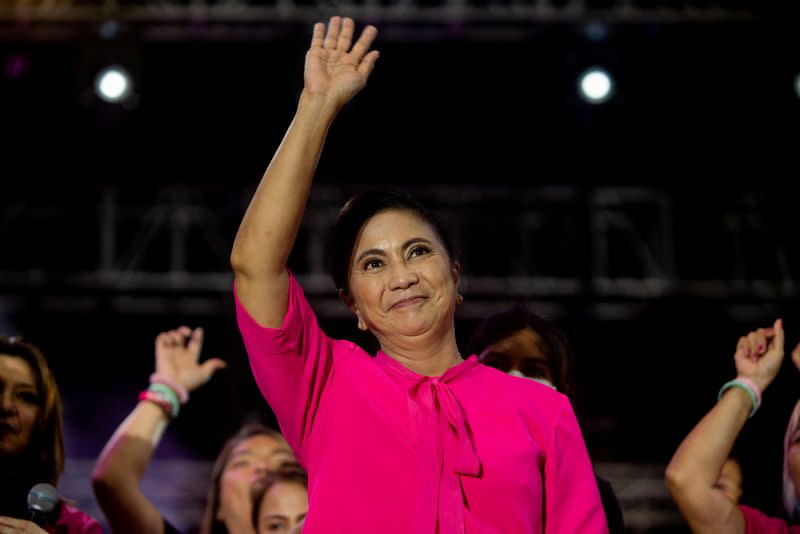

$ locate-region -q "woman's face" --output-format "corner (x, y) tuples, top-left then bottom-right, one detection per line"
(0, 355), (40, 459)
(788, 428), (800, 492)
(256, 481), (308, 534)
(216, 434), (295, 523)
(347, 209), (459, 345)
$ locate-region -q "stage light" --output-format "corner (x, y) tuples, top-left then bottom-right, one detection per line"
(578, 67), (613, 104)
(95, 66), (132, 103)
(795, 73), (800, 99)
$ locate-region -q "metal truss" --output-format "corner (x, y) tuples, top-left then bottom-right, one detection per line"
(0, 183), (795, 320)
(0, 0), (757, 36)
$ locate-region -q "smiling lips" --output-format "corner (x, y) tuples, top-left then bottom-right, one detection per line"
(0, 421), (16, 433)
(390, 296), (426, 310)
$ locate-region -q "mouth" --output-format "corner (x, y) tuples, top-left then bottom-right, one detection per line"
(0, 421), (16, 433)
(390, 296), (426, 310)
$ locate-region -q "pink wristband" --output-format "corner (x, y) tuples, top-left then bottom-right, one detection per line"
(150, 373), (189, 404)
(734, 377), (763, 409)
(139, 390), (174, 418)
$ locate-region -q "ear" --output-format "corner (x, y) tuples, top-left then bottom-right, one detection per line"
(340, 289), (368, 331)
(338, 288), (353, 308)
(451, 260), (462, 289)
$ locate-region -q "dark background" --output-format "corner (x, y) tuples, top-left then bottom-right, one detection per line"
(2, 3), (800, 530)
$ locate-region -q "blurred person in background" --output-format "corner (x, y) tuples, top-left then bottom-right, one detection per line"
(467, 305), (625, 533)
(0, 336), (102, 533)
(250, 464), (308, 534)
(92, 326), (295, 534)
(665, 319), (800, 533)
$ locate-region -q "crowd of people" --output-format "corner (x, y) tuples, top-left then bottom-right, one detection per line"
(0, 15), (797, 534)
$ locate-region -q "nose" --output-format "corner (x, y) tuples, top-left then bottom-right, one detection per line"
(388, 263), (419, 291)
(0, 391), (15, 415)
(251, 460), (270, 478)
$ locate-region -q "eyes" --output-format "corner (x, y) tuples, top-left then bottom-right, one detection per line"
(265, 521), (286, 532)
(17, 391), (40, 405)
(0, 384), (40, 407)
(362, 245), (430, 271)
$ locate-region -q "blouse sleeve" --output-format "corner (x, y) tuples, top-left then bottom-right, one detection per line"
(234, 272), (335, 462)
(544, 395), (609, 534)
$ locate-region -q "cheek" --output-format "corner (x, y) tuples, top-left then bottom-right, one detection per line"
(18, 406), (40, 439)
(789, 448), (800, 481)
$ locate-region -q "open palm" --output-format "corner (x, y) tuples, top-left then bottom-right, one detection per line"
(304, 17), (379, 107)
(155, 326), (226, 393)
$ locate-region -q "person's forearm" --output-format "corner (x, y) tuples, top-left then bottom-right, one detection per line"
(92, 401), (169, 486)
(230, 91), (340, 280)
(666, 387), (751, 494)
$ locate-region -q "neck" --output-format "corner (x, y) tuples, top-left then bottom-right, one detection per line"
(380, 329), (463, 377)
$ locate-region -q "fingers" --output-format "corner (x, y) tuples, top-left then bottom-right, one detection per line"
(0, 516), (46, 533)
(156, 327), (193, 349)
(747, 330), (765, 358)
(310, 22), (325, 49)
(323, 16), (341, 50)
(735, 336), (750, 360)
(350, 24), (378, 63)
(187, 327), (204, 354)
(357, 49), (380, 79)
(771, 318), (785, 353)
(792, 341), (800, 369)
(337, 17), (355, 52)
(200, 358), (227, 379)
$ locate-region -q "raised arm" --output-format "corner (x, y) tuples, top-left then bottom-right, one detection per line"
(92, 327), (226, 534)
(665, 319), (785, 534)
(230, 16), (379, 328)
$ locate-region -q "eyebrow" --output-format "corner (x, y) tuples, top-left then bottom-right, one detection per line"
(355, 237), (433, 266)
(231, 446), (294, 459)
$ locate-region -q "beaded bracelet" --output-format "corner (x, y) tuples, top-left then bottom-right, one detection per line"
(718, 378), (762, 418)
(147, 383), (181, 418)
(150, 373), (189, 404)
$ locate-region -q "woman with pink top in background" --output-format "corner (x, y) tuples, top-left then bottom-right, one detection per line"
(229, 16), (607, 534)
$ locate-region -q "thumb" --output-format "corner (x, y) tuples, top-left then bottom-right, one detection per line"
(772, 318), (785, 353)
(199, 358), (227, 379)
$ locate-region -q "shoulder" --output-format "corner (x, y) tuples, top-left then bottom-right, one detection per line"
(475, 362), (566, 406)
(740, 504), (800, 533)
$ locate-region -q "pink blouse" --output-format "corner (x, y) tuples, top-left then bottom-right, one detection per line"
(741, 505), (800, 534)
(235, 273), (608, 533)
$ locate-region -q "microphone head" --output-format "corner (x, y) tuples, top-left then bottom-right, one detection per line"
(27, 483), (58, 514)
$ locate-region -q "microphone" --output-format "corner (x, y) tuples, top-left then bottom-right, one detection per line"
(27, 483), (59, 527)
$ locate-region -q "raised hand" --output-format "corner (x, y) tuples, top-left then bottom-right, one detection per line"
(155, 326), (227, 393)
(304, 16), (379, 108)
(733, 319), (784, 392)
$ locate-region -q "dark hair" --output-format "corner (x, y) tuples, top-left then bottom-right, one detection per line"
(466, 306), (572, 396)
(327, 190), (457, 295)
(251, 463), (309, 529)
(0, 337), (64, 486)
(200, 423), (286, 534)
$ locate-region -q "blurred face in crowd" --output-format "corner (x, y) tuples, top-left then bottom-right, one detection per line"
(256, 480), (308, 534)
(480, 328), (556, 389)
(347, 209), (460, 344)
(217, 435), (295, 522)
(713, 458), (742, 504)
(0, 355), (40, 458)
(788, 428), (800, 491)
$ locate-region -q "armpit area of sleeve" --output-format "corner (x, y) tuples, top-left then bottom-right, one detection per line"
(233, 272), (306, 355)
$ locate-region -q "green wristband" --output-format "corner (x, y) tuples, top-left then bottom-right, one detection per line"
(718, 380), (758, 418)
(148, 383), (181, 418)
